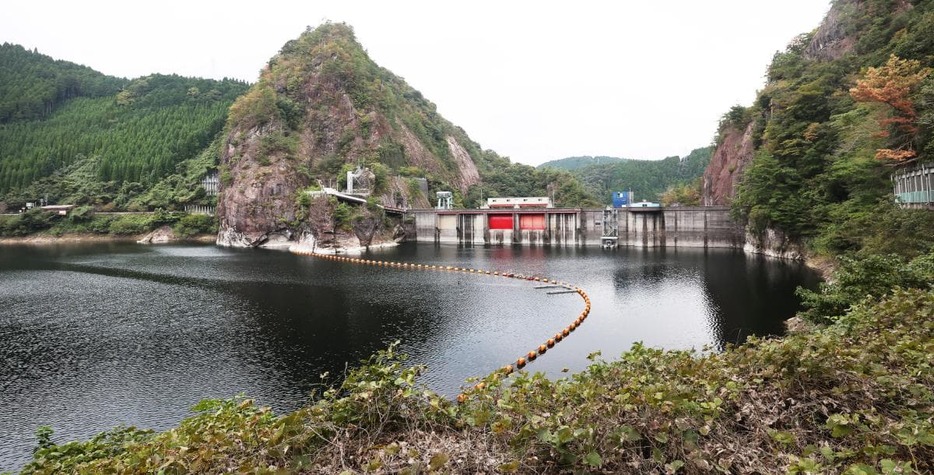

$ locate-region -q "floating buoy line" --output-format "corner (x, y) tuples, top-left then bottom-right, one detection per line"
(291, 248), (591, 403)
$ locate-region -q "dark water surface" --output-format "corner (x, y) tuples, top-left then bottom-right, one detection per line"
(0, 242), (818, 470)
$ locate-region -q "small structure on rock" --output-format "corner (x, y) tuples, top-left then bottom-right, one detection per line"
(346, 166), (375, 196)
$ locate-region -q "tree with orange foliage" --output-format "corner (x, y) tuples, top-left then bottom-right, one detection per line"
(850, 54), (930, 163)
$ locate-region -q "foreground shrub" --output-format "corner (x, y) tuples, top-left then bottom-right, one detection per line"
(797, 250), (934, 324)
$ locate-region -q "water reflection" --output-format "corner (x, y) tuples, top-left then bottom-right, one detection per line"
(0, 242), (817, 471)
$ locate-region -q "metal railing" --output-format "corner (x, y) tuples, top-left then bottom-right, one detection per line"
(893, 164), (934, 208)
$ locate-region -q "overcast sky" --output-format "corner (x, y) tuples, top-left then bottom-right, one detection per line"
(2, 1), (831, 166)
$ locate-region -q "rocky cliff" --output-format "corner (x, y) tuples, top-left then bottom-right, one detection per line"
(217, 23), (483, 247)
(702, 122), (755, 206)
(802, 1), (853, 61)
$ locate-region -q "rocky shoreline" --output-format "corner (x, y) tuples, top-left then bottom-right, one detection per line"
(0, 231), (216, 245)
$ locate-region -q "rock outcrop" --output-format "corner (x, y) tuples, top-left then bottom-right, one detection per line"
(743, 228), (807, 260)
(137, 225), (177, 244)
(217, 23), (487, 248)
(803, 2), (853, 61)
(804, 0), (914, 61)
(702, 122), (755, 206)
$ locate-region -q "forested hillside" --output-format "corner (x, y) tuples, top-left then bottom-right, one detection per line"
(544, 147), (713, 204)
(0, 43), (125, 122)
(536, 155), (625, 171)
(0, 45), (249, 210)
(719, 0), (934, 256)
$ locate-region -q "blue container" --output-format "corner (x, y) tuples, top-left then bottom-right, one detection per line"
(612, 191), (633, 208)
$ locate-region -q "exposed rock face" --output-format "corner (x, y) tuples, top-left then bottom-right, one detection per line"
(217, 23), (487, 248)
(744, 228), (807, 260)
(217, 125), (303, 247)
(446, 136), (481, 191)
(803, 1), (854, 61)
(702, 122), (756, 206)
(804, 0), (913, 61)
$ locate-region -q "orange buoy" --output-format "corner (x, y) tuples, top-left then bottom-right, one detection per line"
(547, 338), (555, 348)
(554, 333), (563, 342)
(538, 344), (547, 355)
(457, 393), (467, 404)
(527, 351), (537, 361)
(502, 365), (513, 374)
(562, 328), (570, 337)
(516, 357), (526, 369)
(475, 382), (485, 391)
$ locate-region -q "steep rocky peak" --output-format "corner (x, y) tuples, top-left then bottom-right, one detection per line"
(217, 22), (485, 247)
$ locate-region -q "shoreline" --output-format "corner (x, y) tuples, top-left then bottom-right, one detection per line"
(0, 232), (216, 245)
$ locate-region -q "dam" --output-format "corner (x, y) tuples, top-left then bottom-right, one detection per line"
(409, 206), (744, 248)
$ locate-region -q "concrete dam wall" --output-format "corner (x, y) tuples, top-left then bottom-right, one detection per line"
(411, 206), (743, 249)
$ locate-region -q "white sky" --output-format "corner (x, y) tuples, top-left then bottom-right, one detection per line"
(2, 1), (830, 166)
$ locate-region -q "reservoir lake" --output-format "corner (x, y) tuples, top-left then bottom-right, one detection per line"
(0, 242), (819, 470)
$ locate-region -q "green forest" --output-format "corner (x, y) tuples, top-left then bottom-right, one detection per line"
(0, 44), (248, 211)
(553, 147), (714, 204)
(0, 43), (126, 122)
(536, 155), (626, 171)
(463, 158), (602, 208)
